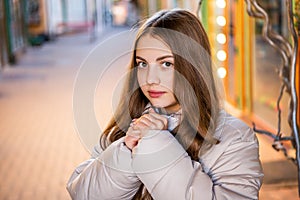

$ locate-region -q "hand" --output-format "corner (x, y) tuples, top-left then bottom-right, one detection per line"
(124, 126), (141, 150)
(132, 109), (168, 131)
(124, 109), (168, 150)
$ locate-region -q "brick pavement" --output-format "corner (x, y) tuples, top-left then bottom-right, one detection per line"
(0, 27), (298, 199)
(0, 32), (100, 199)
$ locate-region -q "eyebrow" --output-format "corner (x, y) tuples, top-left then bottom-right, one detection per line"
(136, 55), (174, 62)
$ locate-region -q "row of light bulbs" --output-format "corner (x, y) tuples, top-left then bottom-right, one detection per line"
(215, 0), (227, 79)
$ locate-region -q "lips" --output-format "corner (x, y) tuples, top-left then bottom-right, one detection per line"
(148, 90), (166, 98)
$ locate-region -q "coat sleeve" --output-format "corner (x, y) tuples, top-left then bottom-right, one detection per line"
(208, 128), (264, 200)
(67, 137), (141, 200)
(131, 130), (263, 200)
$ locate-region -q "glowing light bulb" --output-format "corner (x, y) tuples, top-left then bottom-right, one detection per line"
(216, 33), (226, 44)
(216, 0), (226, 8)
(216, 16), (226, 26)
(217, 67), (227, 78)
(217, 50), (227, 61)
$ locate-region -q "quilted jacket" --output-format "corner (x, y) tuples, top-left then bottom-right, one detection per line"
(67, 110), (263, 199)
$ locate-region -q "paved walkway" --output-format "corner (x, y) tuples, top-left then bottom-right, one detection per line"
(0, 30), (109, 199)
(0, 28), (298, 199)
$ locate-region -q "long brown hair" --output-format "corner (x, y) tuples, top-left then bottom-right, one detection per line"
(100, 9), (220, 199)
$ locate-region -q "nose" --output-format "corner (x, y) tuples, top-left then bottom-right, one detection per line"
(146, 64), (160, 85)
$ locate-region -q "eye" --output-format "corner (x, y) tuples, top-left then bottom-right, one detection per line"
(161, 61), (173, 68)
(136, 61), (147, 68)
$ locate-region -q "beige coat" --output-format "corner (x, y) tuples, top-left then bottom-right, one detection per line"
(67, 110), (263, 199)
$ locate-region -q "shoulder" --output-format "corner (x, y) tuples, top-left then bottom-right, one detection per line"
(214, 110), (256, 143)
(199, 110), (260, 171)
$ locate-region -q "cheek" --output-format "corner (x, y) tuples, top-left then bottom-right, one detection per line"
(137, 70), (146, 86)
(161, 72), (175, 91)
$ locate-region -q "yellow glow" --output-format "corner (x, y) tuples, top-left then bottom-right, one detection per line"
(217, 50), (227, 61)
(216, 16), (226, 26)
(216, 33), (226, 44)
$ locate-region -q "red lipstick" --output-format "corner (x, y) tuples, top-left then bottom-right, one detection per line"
(148, 90), (165, 98)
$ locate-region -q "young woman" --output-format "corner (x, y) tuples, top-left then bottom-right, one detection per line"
(67, 9), (263, 199)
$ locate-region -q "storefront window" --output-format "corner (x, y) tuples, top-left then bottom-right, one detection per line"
(252, 0), (290, 135)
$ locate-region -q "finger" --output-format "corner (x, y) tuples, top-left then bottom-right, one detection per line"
(149, 112), (168, 129)
(147, 114), (166, 129)
(129, 118), (137, 127)
(133, 120), (153, 130)
(135, 114), (165, 130)
(127, 127), (141, 138)
(134, 115), (156, 129)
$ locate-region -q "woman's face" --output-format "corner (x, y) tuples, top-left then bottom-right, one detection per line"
(136, 35), (180, 113)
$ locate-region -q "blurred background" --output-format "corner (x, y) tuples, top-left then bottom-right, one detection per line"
(0, 0), (299, 199)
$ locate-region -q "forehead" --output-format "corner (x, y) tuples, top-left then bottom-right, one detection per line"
(135, 35), (172, 54)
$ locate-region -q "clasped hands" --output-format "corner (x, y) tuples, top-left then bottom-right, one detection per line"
(124, 108), (168, 150)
